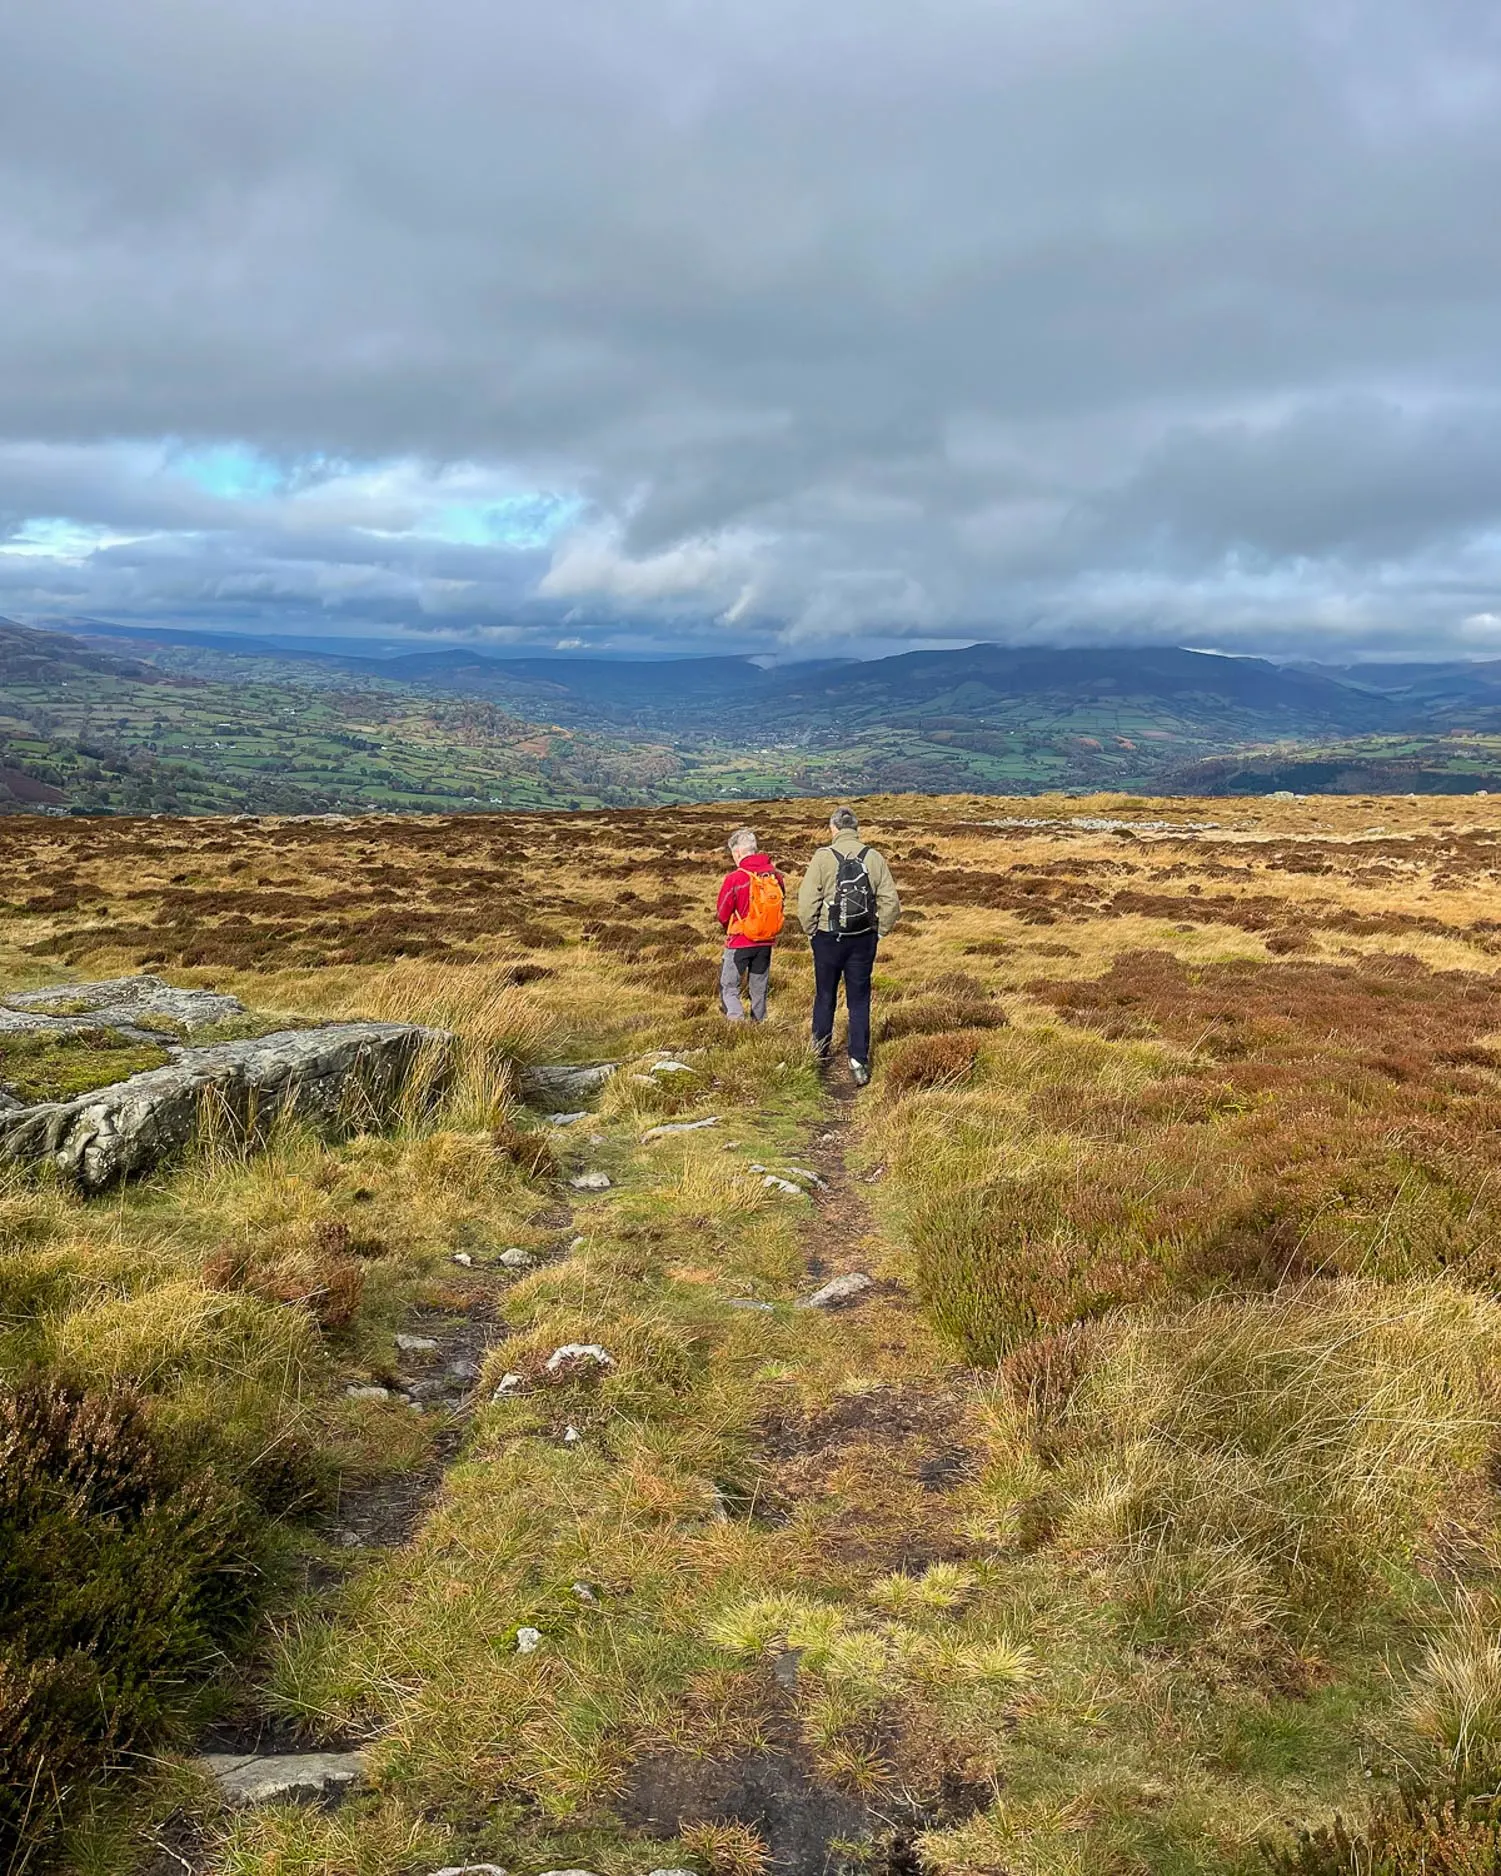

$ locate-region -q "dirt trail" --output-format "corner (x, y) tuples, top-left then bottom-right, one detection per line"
(800, 1063), (883, 1287)
(326, 1192), (576, 1551)
(627, 1066), (989, 1875)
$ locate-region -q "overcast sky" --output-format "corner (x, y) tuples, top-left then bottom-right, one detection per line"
(3, 0), (1500, 660)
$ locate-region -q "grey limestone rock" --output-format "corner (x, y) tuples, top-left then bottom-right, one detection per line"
(801, 1272), (876, 1309)
(2, 974), (246, 1037)
(192, 1749), (365, 1807)
(516, 1062), (617, 1106)
(0, 1019), (450, 1192)
(641, 1116), (720, 1141)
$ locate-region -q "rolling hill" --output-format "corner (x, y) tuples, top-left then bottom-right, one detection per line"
(13, 617), (1501, 809)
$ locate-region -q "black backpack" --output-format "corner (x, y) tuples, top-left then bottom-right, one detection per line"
(828, 845), (876, 936)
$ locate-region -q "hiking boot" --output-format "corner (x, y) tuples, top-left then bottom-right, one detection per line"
(849, 1059), (871, 1088)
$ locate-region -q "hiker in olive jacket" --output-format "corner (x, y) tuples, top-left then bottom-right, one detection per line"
(796, 806), (900, 1087)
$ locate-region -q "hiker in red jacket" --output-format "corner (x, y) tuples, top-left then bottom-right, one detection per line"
(716, 827), (786, 1021)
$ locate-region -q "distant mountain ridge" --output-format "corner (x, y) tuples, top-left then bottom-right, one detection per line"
(73, 628), (1407, 735)
(18, 614), (1501, 806)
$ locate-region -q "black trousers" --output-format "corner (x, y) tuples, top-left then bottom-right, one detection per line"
(811, 930), (878, 1062)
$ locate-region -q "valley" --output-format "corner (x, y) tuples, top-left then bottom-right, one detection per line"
(14, 620), (1501, 817)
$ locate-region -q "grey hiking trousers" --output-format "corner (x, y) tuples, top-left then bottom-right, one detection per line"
(720, 945), (772, 1021)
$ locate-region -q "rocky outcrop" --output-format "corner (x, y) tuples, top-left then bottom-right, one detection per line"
(0, 1020), (451, 1191)
(2, 974), (246, 1035)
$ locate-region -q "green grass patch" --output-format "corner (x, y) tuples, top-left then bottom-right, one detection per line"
(0, 1028), (172, 1102)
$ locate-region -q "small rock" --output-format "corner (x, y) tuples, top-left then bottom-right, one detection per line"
(750, 1162), (824, 1188)
(569, 1171), (611, 1191)
(395, 1333), (440, 1355)
(572, 1580), (599, 1604)
(517, 1062), (617, 1106)
(641, 1117), (720, 1142)
(192, 1750), (365, 1808)
(762, 1175), (806, 1198)
(569, 1236), (587, 1253)
(428, 1866), (507, 1876)
(537, 1869), (599, 1876)
(516, 1627), (543, 1654)
(546, 1111), (588, 1126)
(447, 1358), (481, 1383)
(649, 1061), (695, 1075)
(562, 1424), (582, 1445)
(492, 1372), (525, 1399)
(498, 1248), (535, 1269)
(344, 1384), (391, 1401)
(801, 1272), (875, 1310)
(726, 1297), (775, 1313)
(452, 1251), (474, 1267)
(647, 1868), (698, 1876)
(544, 1343), (614, 1374)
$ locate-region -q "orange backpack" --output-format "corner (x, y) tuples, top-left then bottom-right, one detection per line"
(729, 869), (785, 944)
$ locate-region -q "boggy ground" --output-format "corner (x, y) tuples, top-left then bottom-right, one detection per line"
(8, 791), (1501, 1875)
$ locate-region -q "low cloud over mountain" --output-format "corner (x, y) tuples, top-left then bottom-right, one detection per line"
(3, 0), (1501, 657)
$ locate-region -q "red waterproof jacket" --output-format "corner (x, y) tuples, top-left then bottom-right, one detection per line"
(716, 852), (786, 948)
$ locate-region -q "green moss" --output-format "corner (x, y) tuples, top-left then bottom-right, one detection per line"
(0, 1028), (172, 1102)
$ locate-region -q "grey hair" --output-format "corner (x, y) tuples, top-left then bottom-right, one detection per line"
(830, 806), (860, 832)
(727, 826), (758, 853)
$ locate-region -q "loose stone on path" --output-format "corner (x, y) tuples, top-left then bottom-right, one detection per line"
(641, 1116), (719, 1141)
(192, 1750), (366, 1808)
(802, 1272), (876, 1309)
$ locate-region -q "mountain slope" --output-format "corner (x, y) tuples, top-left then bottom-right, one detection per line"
(758, 643), (1404, 735)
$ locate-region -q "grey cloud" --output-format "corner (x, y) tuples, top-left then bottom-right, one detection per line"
(2, 0), (1501, 654)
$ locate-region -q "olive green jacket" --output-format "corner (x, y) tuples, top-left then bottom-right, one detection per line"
(796, 832), (901, 937)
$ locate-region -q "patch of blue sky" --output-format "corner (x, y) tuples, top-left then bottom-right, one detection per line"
(431, 492), (583, 549)
(169, 442), (289, 501)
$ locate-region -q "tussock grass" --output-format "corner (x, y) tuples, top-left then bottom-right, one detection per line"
(1043, 1284), (1501, 1651)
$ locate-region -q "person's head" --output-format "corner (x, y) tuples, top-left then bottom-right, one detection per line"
(829, 806), (859, 837)
(727, 826), (758, 862)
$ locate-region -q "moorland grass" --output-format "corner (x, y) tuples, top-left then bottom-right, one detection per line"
(4, 798), (1501, 1872)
